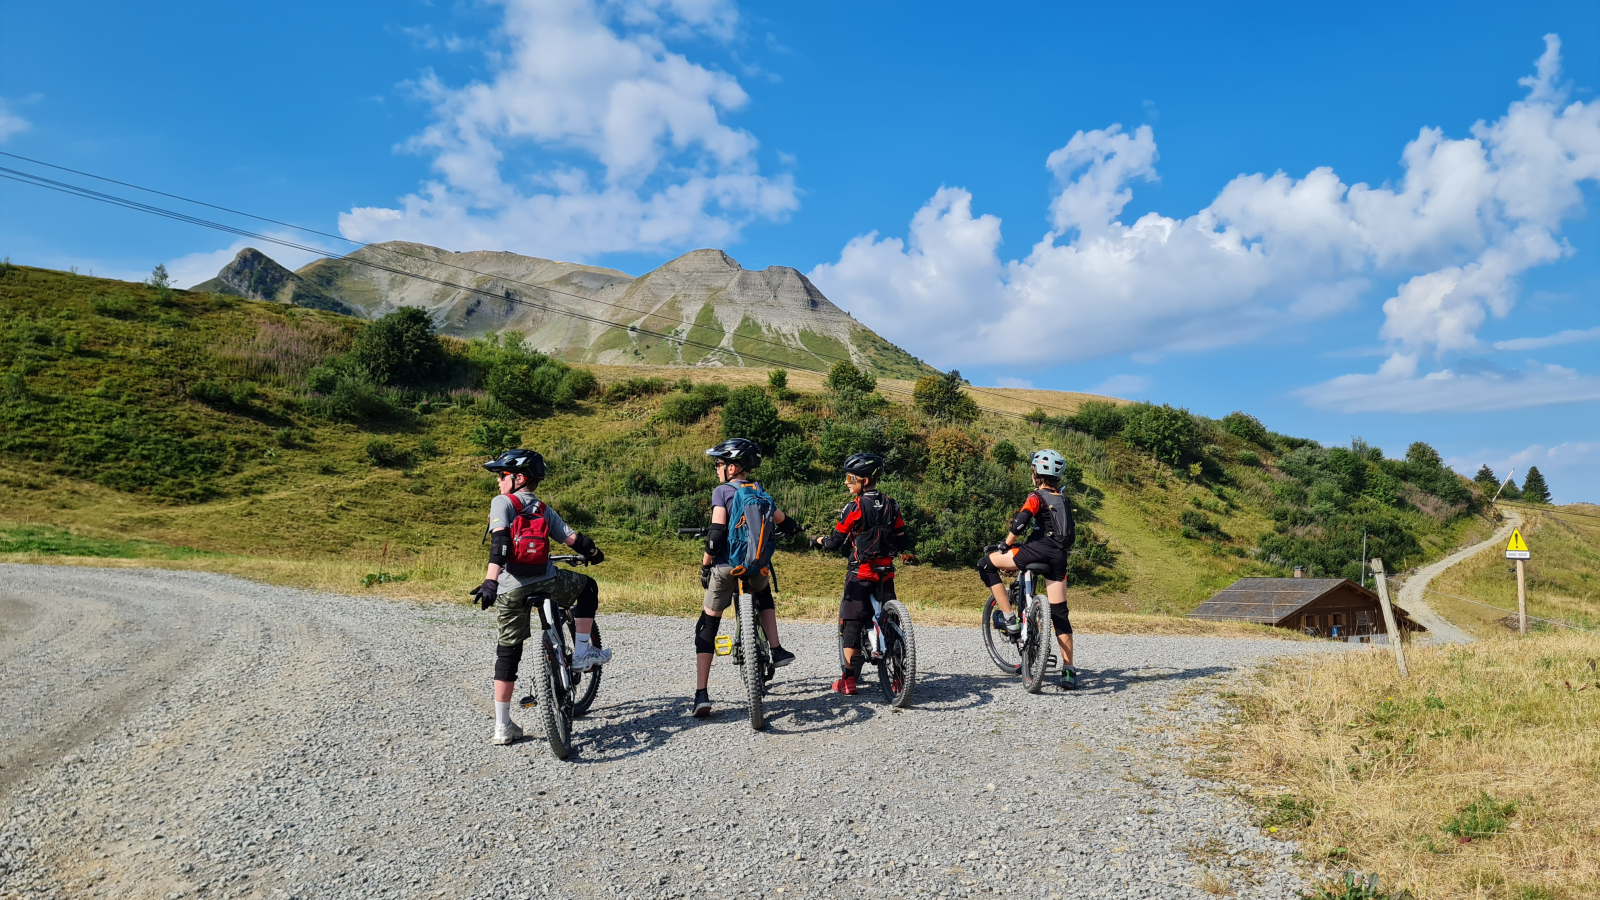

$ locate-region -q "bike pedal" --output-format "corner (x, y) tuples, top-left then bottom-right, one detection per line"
(518, 695), (537, 709)
(714, 635), (733, 656)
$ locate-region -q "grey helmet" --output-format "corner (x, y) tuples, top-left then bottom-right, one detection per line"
(1030, 449), (1067, 478)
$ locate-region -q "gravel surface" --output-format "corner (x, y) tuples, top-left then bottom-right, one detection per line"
(1, 564), (1343, 900)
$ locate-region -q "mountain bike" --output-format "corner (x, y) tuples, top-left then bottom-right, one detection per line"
(516, 555), (603, 759)
(980, 550), (1053, 694)
(679, 528), (777, 731)
(834, 569), (917, 708)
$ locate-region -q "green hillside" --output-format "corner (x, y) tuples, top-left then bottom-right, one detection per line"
(0, 264), (1492, 621)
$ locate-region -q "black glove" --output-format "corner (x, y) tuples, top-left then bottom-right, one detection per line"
(700, 565), (712, 589)
(471, 578), (499, 610)
(586, 545), (605, 564)
(983, 542), (1007, 555)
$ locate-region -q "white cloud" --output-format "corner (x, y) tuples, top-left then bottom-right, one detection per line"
(1295, 357), (1600, 413)
(1493, 325), (1600, 351)
(1091, 374), (1151, 397)
(1448, 440), (1600, 504)
(808, 35), (1600, 396)
(0, 98), (31, 142)
(169, 235), (331, 291)
(341, 0), (794, 261)
(992, 376), (1033, 389)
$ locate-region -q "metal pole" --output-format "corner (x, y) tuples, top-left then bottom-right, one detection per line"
(1370, 558), (1409, 678)
(1361, 530), (1368, 589)
(1516, 559), (1528, 634)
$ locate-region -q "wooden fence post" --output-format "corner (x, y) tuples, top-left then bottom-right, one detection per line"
(1370, 558), (1409, 678)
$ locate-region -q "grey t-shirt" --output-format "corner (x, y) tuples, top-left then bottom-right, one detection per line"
(489, 490), (574, 591)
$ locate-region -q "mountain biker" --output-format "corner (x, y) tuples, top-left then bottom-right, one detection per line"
(473, 449), (610, 745)
(975, 449), (1079, 689)
(693, 438), (801, 718)
(811, 452), (909, 695)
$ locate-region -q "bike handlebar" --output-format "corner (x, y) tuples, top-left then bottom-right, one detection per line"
(677, 528), (708, 537)
(550, 554), (593, 566)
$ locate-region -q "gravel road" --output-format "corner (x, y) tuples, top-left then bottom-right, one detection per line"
(1, 564), (1340, 900)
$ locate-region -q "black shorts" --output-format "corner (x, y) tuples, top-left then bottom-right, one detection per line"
(840, 577), (894, 622)
(1010, 541), (1068, 584)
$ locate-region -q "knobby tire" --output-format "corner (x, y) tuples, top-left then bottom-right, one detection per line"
(737, 592), (766, 731)
(981, 596), (1022, 675)
(1022, 596), (1052, 694)
(533, 631), (572, 759)
(881, 599), (917, 709)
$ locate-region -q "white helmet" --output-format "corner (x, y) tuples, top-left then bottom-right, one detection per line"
(1031, 449), (1067, 477)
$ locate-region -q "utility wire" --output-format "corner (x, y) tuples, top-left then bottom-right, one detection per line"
(1495, 502), (1600, 523)
(1412, 583), (1597, 635)
(0, 151), (1090, 418)
(3, 166), (1085, 429)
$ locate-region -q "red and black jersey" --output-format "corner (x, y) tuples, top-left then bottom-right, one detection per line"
(819, 490), (909, 581)
(1009, 488), (1075, 549)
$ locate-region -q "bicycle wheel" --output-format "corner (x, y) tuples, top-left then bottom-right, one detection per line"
(879, 599), (917, 709)
(737, 592), (766, 731)
(532, 631), (573, 759)
(981, 596), (1022, 675)
(566, 618), (603, 718)
(1021, 595), (1052, 694)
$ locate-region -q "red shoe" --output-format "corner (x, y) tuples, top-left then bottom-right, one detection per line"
(832, 674), (858, 695)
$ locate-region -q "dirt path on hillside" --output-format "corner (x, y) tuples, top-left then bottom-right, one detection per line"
(2, 564), (1341, 900)
(1391, 509), (1522, 644)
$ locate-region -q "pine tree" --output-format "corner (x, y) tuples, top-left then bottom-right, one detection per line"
(1521, 466), (1551, 504)
(1474, 464), (1498, 488)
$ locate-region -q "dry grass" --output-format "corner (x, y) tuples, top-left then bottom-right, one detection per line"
(1426, 504), (1600, 638)
(1196, 632), (1600, 899)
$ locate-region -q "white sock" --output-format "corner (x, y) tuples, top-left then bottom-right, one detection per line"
(494, 700), (512, 728)
(575, 633), (592, 651)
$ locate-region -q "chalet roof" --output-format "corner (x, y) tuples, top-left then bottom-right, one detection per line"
(1187, 577), (1423, 630)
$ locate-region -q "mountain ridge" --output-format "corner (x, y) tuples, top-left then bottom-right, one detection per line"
(194, 242), (933, 379)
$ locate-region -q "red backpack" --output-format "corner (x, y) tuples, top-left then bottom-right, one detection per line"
(505, 494), (552, 576)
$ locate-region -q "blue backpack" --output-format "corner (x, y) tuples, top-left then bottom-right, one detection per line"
(726, 481), (778, 578)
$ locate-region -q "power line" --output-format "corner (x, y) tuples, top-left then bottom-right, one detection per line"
(0, 151), (1091, 418)
(4, 166), (1089, 430)
(1496, 502), (1600, 523)
(1408, 582), (1597, 635)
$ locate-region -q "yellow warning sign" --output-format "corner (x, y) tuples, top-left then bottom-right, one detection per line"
(1505, 528), (1530, 560)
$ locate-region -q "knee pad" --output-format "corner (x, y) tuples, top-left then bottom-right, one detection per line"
(752, 586), (775, 613)
(977, 555), (1002, 588)
(494, 642), (524, 682)
(572, 575), (599, 619)
(839, 618), (866, 669)
(1050, 601), (1073, 636)
(694, 611), (721, 654)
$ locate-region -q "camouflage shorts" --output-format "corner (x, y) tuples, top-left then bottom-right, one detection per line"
(495, 567), (590, 646)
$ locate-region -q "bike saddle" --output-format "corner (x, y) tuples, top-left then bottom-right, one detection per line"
(1022, 562), (1054, 574)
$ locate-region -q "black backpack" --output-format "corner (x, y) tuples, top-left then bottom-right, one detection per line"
(851, 493), (901, 560)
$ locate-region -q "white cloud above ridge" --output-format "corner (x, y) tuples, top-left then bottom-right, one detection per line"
(341, 0), (793, 261)
(1446, 440), (1599, 504)
(1294, 355), (1600, 413)
(807, 35), (1600, 402)
(1092, 374), (1151, 397)
(1492, 325), (1600, 351)
(0, 98), (32, 142)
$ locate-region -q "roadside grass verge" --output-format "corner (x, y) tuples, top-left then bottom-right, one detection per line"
(0, 522), (216, 560)
(1194, 633), (1600, 899)
(1425, 504), (1600, 638)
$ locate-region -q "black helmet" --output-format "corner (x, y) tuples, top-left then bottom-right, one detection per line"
(705, 438), (761, 469)
(842, 452), (885, 480)
(482, 449), (546, 481)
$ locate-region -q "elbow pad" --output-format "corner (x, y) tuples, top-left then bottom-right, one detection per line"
(1008, 511), (1033, 536)
(488, 530), (510, 566)
(705, 524), (728, 556)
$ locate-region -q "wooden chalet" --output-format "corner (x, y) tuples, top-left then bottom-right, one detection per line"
(1187, 577), (1426, 641)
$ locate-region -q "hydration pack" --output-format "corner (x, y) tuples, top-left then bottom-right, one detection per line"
(726, 481), (777, 578)
(504, 494), (551, 577)
(851, 493), (901, 561)
(1031, 489), (1075, 548)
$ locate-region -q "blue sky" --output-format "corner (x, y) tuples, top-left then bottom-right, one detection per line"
(3, 0), (1598, 501)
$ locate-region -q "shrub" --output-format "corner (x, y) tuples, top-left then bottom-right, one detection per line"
(721, 385), (783, 449)
(992, 439), (1021, 470)
(321, 377), (397, 422)
(187, 379), (229, 405)
(1404, 441), (1443, 468)
(655, 383), (729, 425)
(351, 307), (448, 387)
(1, 370), (28, 401)
(363, 438), (410, 468)
(1222, 410), (1273, 447)
(1236, 450), (1262, 467)
(229, 381), (257, 407)
(615, 468), (660, 494)
(1122, 403), (1197, 466)
(1056, 456), (1085, 491)
(1064, 400), (1125, 439)
(768, 369), (788, 391)
(468, 421), (521, 454)
(926, 428), (989, 479)
(604, 376), (667, 401)
(766, 434), (816, 482)
(913, 370), (978, 422)
(90, 291), (142, 319)
(826, 360), (876, 394)
(820, 421), (879, 465)
(306, 366), (339, 394)
(1180, 508), (1225, 540)
(660, 457), (699, 496)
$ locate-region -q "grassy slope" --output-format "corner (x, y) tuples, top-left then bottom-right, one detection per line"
(0, 265), (1477, 633)
(1426, 503), (1600, 636)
